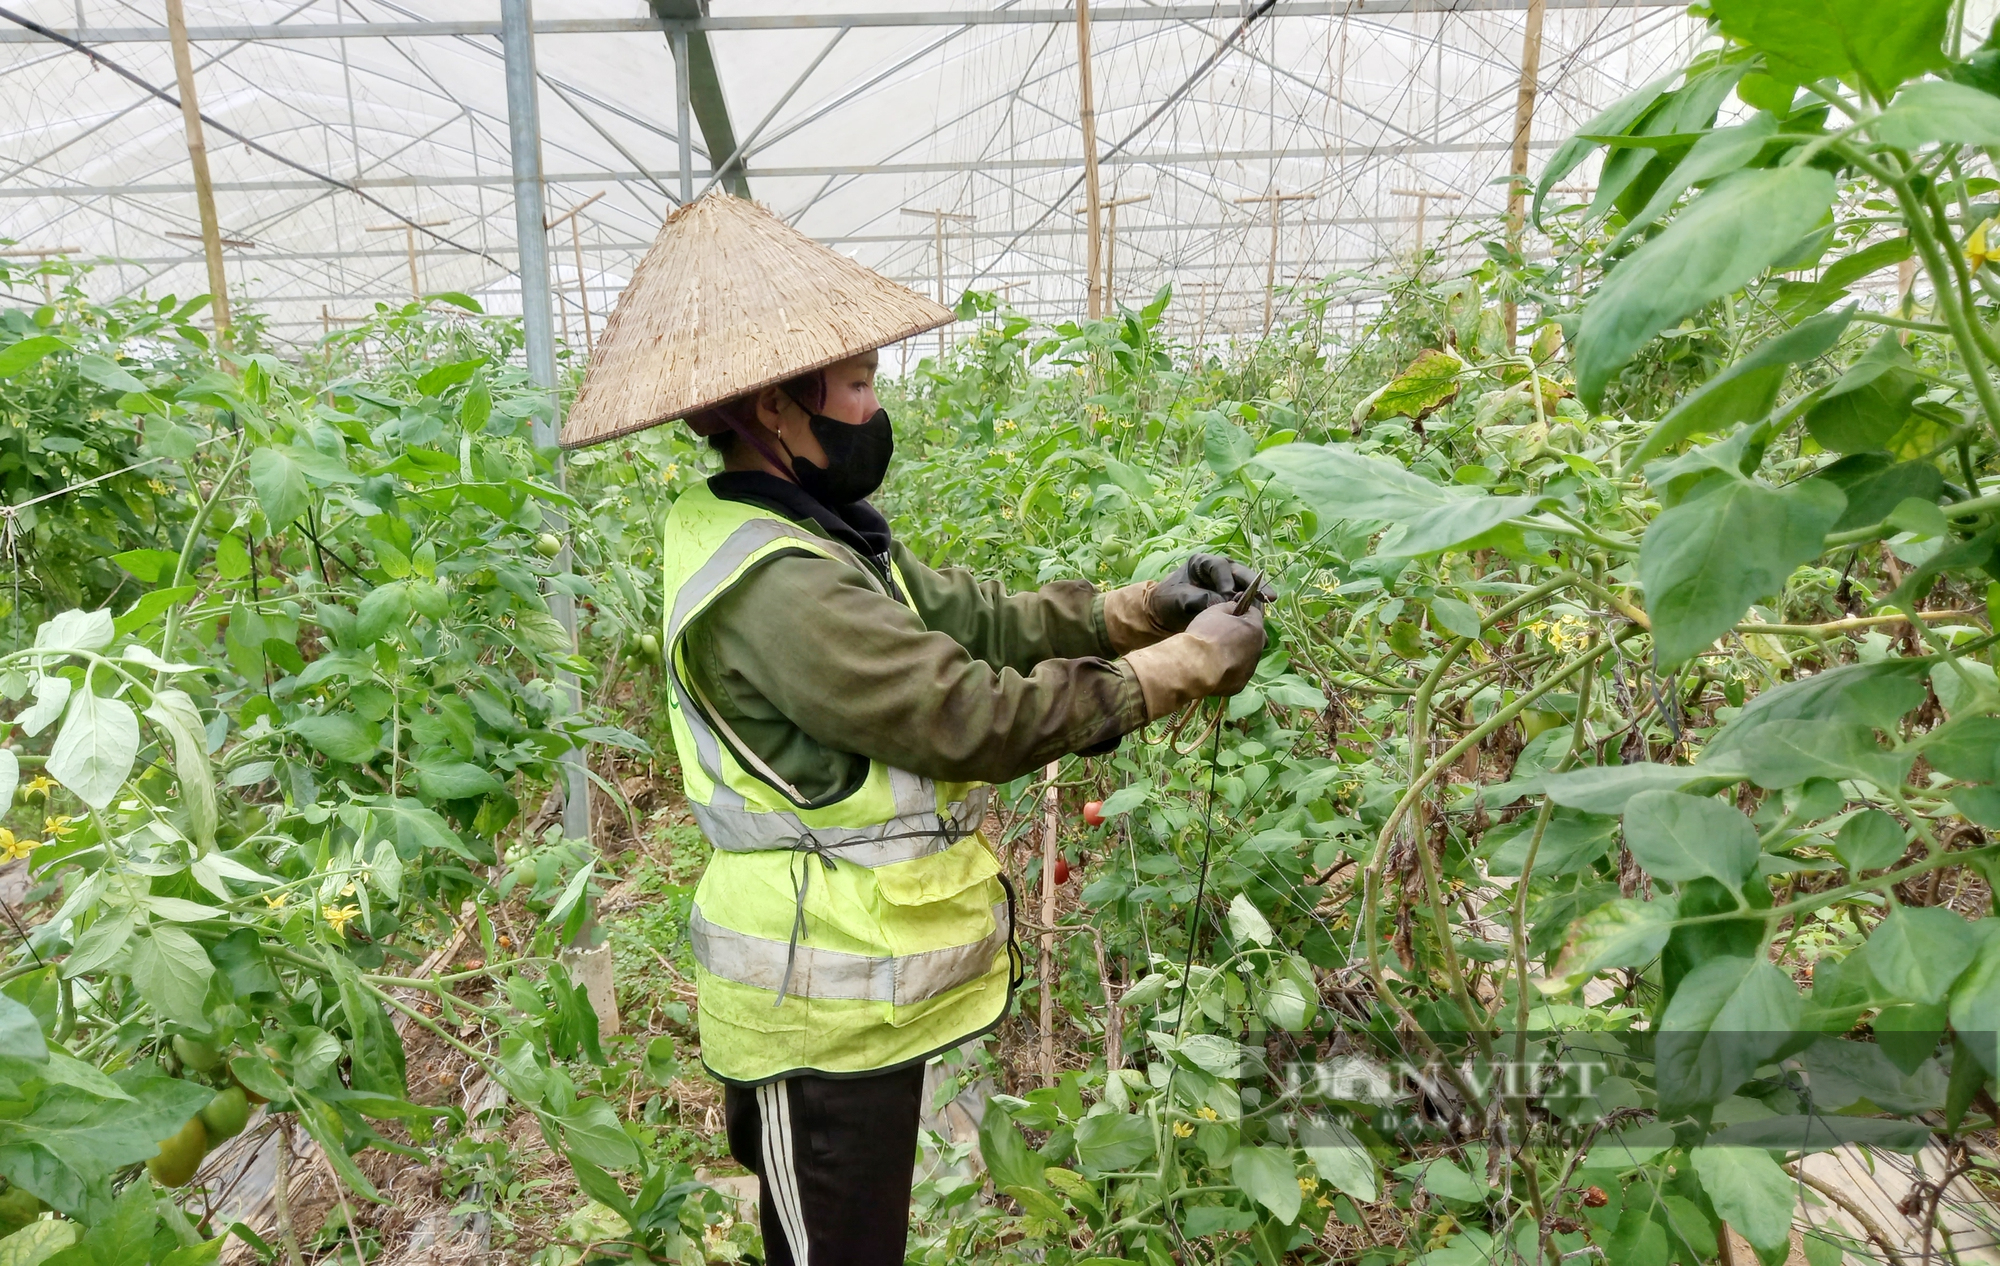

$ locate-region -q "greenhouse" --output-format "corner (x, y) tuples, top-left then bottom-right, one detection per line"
(0, 0), (1998, 1262)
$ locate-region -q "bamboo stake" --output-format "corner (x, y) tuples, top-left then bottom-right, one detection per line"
(899, 206), (973, 356)
(365, 220), (450, 301)
(1039, 760), (1059, 1087)
(163, 0), (230, 342)
(546, 191), (605, 354)
(272, 1120), (305, 1266)
(1236, 189), (1316, 336)
(1073, 192), (1150, 310)
(1502, 0), (1548, 345)
(1391, 187), (1462, 267)
(1077, 0), (1104, 319)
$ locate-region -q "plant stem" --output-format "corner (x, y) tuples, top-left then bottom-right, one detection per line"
(1853, 311), (1953, 336)
(1874, 156), (2000, 448)
(274, 1118), (307, 1266)
(1823, 489), (2000, 547)
(1674, 842), (2000, 929)
(158, 431), (251, 663)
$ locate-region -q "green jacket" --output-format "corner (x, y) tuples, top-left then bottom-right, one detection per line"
(679, 474), (1148, 804)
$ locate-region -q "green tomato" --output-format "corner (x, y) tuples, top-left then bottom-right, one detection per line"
(199, 1086), (250, 1142)
(534, 532), (563, 559)
(1519, 710), (1566, 741)
(0, 1184), (43, 1230)
(637, 633), (662, 660)
(146, 1115), (208, 1188)
(171, 1035), (222, 1075)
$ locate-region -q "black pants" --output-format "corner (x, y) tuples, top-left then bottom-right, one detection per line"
(723, 1063), (926, 1266)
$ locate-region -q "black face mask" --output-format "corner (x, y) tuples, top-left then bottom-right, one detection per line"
(784, 406), (894, 505)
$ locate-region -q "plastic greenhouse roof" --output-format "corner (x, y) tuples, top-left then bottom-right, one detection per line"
(0, 0), (1731, 349)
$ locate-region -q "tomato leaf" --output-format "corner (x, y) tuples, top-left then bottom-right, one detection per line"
(0, 336), (67, 380)
(1554, 896), (1679, 983)
(127, 927), (214, 1030)
(48, 688), (138, 811)
(290, 714), (381, 764)
(1638, 474), (1844, 664)
(1656, 955), (1800, 1110)
(247, 446), (309, 529)
(1869, 906), (1976, 1006)
(1622, 790), (1759, 885)
(1690, 1146), (1796, 1255)
(1072, 1113), (1154, 1176)
(1833, 808), (1907, 871)
(1606, 117), (1778, 256)
(1576, 167), (1837, 407)
(1232, 1144), (1302, 1224)
(979, 1099), (1046, 1192)
(1370, 349), (1464, 422)
(1710, 0), (1949, 102)
(1299, 1117), (1377, 1202)
(1631, 304), (1855, 466)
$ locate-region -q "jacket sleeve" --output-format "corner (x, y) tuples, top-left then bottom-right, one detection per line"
(686, 551), (1147, 787)
(891, 542), (1115, 674)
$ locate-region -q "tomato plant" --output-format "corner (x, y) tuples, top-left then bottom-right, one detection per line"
(12, 2), (2000, 1261)
(885, 11), (2000, 1264)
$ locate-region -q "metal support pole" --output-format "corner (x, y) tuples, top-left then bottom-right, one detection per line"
(164, 0), (230, 342)
(673, 29), (694, 204)
(1502, 0), (1547, 345)
(502, 0), (590, 843)
(504, 0), (614, 1033)
(1076, 0), (1104, 319)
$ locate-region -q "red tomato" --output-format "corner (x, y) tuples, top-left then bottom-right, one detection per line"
(1082, 801), (1105, 827)
(1052, 856), (1071, 885)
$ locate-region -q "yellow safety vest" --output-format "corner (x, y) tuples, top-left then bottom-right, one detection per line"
(660, 484), (1016, 1085)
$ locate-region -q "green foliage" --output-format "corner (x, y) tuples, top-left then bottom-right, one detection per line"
(19, 3), (2000, 1258)
(886, 7), (2000, 1258)
(0, 291), (674, 1254)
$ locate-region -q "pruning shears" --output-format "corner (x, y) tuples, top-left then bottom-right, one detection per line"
(1231, 569), (1267, 616)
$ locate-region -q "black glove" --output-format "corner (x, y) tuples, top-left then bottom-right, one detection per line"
(1149, 553), (1274, 631)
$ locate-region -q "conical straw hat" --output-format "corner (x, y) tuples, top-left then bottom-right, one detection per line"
(560, 191), (953, 448)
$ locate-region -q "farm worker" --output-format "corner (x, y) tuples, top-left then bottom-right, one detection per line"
(562, 191), (1268, 1265)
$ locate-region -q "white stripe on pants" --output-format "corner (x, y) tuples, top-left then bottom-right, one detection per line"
(757, 1080), (811, 1266)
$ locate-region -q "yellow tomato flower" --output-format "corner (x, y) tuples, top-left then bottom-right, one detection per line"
(147, 478), (170, 495)
(21, 776), (54, 799)
(41, 815), (71, 839)
(1197, 1105), (1219, 1121)
(1171, 1121), (1194, 1138)
(0, 829), (36, 862)
(339, 882), (357, 897)
(1970, 219), (2000, 273)
(1298, 1177), (1318, 1196)
(264, 892), (288, 909)
(324, 905), (361, 934)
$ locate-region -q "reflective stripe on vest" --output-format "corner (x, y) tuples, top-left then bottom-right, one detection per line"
(690, 900), (1011, 1006)
(663, 512), (989, 862)
(661, 490), (1012, 1042)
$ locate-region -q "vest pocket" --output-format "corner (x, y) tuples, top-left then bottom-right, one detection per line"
(870, 833), (1000, 907)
